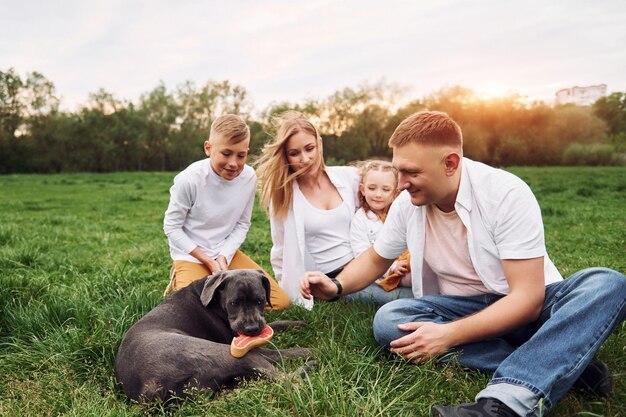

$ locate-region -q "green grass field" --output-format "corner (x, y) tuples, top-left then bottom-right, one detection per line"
(0, 167), (624, 417)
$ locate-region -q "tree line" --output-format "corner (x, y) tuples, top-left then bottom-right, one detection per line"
(1, 67), (625, 174)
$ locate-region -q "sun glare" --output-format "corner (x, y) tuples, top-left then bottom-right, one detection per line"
(475, 85), (514, 101)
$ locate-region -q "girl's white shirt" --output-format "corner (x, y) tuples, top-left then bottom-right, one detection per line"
(350, 207), (399, 278)
(350, 207), (383, 258)
(269, 166), (360, 309)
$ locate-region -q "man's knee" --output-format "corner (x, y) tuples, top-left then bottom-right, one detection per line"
(373, 299), (415, 348)
(572, 267), (626, 295)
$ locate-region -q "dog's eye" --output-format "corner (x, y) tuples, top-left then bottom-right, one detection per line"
(231, 301), (239, 306)
(257, 300), (263, 306)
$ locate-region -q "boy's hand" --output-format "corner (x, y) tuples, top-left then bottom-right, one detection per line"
(215, 255), (228, 271)
(190, 247), (227, 275)
(206, 258), (225, 274)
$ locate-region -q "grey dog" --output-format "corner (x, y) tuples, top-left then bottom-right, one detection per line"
(115, 269), (310, 403)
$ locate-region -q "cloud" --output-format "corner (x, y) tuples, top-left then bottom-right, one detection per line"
(2, 0), (625, 111)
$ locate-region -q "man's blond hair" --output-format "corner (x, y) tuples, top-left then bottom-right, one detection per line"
(388, 111), (462, 149)
(209, 114), (250, 144)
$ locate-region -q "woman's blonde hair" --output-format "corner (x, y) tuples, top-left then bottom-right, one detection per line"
(255, 111), (325, 220)
(357, 159), (398, 220)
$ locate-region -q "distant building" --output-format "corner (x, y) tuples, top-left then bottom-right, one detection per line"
(555, 84), (607, 106)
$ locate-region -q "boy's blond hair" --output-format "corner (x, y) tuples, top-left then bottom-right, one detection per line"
(388, 111), (462, 149)
(209, 114), (250, 144)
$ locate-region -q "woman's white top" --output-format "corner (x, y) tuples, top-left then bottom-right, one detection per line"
(297, 188), (354, 274)
(270, 166), (360, 309)
(163, 158), (256, 264)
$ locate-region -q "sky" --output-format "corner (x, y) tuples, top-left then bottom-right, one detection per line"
(2, 0), (626, 113)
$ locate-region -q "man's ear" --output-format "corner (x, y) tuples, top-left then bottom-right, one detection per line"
(203, 140), (211, 157)
(443, 152), (461, 176)
(200, 271), (228, 307)
(257, 270), (272, 308)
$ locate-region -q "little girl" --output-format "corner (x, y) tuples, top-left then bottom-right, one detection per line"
(350, 160), (412, 294)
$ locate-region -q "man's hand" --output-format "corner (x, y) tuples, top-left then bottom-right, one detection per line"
(300, 271), (339, 301)
(389, 322), (456, 363)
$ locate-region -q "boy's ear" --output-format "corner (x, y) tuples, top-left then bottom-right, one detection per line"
(204, 140), (211, 157)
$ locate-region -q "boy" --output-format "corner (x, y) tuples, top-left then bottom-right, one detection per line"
(164, 114), (290, 309)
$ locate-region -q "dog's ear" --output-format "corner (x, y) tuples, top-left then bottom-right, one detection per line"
(257, 270), (272, 308)
(200, 271), (229, 307)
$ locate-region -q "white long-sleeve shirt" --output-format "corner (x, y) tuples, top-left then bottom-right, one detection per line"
(163, 158), (256, 264)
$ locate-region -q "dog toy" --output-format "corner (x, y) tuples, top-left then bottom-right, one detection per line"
(230, 324), (274, 358)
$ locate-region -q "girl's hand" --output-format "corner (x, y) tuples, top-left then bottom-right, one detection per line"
(389, 260), (409, 276)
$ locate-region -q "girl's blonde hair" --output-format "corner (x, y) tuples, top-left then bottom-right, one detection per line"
(255, 111), (325, 220)
(357, 159), (398, 220)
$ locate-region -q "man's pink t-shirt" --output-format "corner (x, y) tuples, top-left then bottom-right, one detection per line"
(424, 204), (490, 296)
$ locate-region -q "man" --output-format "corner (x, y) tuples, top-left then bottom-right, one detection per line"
(300, 111), (625, 417)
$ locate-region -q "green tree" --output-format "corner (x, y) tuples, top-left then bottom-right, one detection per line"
(593, 92), (626, 152)
(593, 92), (626, 135)
(0, 68), (24, 139)
(138, 82), (179, 171)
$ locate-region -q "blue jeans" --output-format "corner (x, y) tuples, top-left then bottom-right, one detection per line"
(372, 268), (626, 417)
(345, 282), (414, 305)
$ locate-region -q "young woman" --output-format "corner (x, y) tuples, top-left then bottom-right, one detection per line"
(256, 112), (410, 308)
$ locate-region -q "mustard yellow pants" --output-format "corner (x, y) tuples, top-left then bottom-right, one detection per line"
(168, 250), (290, 310)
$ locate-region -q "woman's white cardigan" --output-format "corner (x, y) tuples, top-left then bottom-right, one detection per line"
(269, 166), (360, 309)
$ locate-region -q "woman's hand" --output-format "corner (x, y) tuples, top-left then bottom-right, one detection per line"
(300, 271), (339, 300)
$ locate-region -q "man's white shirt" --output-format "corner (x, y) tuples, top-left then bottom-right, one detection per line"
(374, 158), (563, 296)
